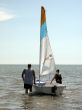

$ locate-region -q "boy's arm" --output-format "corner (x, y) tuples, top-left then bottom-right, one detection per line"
(50, 75), (55, 84)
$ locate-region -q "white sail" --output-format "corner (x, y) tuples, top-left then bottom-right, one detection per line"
(40, 7), (56, 76)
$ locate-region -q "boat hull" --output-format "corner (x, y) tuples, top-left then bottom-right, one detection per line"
(32, 81), (66, 95)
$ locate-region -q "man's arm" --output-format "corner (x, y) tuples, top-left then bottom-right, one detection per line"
(22, 69), (25, 81)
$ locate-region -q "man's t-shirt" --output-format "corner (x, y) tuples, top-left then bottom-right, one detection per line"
(22, 69), (33, 85)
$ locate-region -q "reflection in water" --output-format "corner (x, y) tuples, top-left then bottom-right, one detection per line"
(21, 94), (66, 110)
(21, 90), (82, 110)
(22, 95), (33, 110)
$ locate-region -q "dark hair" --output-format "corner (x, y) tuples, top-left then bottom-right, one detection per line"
(56, 69), (59, 73)
(28, 64), (31, 68)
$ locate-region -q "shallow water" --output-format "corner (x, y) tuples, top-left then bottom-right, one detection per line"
(0, 65), (82, 110)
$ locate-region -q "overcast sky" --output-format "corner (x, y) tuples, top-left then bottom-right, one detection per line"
(0, 0), (82, 64)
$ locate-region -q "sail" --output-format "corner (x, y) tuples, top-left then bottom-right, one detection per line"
(40, 6), (56, 76)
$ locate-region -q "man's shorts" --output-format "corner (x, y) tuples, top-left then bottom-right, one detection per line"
(24, 84), (32, 89)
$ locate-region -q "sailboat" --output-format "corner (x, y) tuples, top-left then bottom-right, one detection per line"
(32, 6), (65, 95)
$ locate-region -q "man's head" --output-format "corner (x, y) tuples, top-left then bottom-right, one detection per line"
(28, 64), (31, 69)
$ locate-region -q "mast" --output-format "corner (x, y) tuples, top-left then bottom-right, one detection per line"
(39, 7), (41, 82)
(39, 6), (46, 81)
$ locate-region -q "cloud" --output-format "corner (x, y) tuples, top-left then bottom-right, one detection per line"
(0, 10), (15, 22)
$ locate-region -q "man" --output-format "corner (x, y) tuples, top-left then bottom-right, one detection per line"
(22, 64), (35, 94)
(50, 69), (62, 84)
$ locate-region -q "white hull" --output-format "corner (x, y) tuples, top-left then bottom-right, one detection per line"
(32, 81), (66, 96)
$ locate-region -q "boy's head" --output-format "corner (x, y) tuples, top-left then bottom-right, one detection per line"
(56, 69), (59, 73)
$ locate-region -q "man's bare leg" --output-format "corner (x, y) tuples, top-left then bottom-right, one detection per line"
(25, 89), (28, 94)
(30, 87), (32, 92)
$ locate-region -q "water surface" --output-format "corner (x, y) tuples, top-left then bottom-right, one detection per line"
(0, 65), (82, 110)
